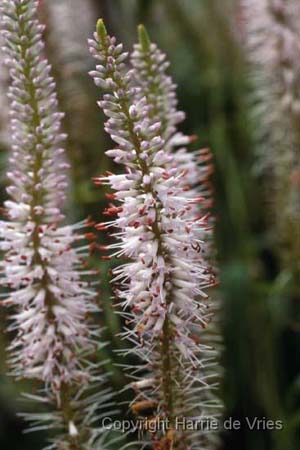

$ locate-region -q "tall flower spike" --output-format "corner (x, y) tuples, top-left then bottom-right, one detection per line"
(131, 22), (220, 398)
(90, 19), (221, 450)
(0, 2), (112, 448)
(244, 0), (300, 266)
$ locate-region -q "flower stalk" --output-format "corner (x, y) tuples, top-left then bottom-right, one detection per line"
(90, 19), (221, 450)
(0, 1), (112, 448)
(244, 0), (300, 267)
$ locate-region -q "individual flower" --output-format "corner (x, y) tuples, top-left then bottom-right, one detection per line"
(0, 1), (112, 448)
(90, 19), (221, 449)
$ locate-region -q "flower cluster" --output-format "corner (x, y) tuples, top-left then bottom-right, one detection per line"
(131, 25), (185, 142)
(131, 25), (214, 229)
(90, 20), (221, 449)
(244, 0), (300, 264)
(0, 1), (111, 448)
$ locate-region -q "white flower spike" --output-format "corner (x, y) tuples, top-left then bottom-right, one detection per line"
(89, 19), (222, 450)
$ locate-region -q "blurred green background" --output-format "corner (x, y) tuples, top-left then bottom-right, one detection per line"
(0, 0), (300, 449)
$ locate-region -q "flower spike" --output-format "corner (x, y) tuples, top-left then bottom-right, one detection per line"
(0, 1), (113, 448)
(89, 19), (222, 450)
(244, 0), (300, 264)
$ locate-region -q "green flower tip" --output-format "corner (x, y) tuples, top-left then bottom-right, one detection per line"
(138, 24), (151, 52)
(97, 18), (107, 41)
